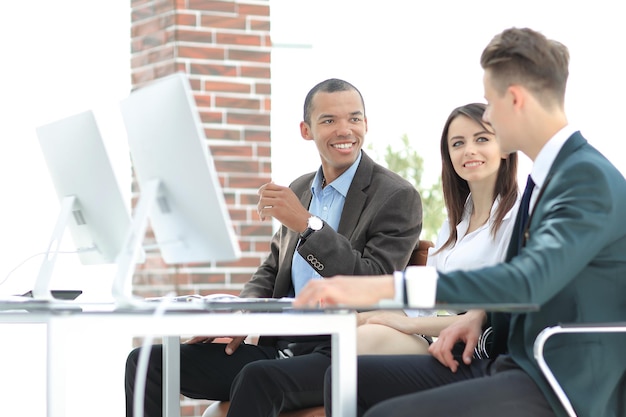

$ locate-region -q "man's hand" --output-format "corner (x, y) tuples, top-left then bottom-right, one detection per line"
(184, 335), (247, 355)
(428, 309), (486, 372)
(293, 276), (395, 307)
(257, 182), (310, 232)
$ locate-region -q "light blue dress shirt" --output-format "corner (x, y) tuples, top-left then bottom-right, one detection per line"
(291, 152), (362, 295)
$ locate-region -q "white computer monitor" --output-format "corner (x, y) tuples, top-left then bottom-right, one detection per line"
(35, 110), (135, 300)
(113, 72), (241, 304)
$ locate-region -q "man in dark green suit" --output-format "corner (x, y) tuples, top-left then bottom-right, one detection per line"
(295, 28), (626, 417)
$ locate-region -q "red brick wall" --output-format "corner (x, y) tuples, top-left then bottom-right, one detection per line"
(129, 0), (272, 302)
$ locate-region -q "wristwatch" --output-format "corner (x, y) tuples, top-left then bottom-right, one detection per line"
(300, 215), (323, 239)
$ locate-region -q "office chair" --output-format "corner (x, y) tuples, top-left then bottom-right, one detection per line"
(533, 322), (626, 417)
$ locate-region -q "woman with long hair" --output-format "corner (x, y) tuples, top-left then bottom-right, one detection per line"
(357, 102), (519, 355)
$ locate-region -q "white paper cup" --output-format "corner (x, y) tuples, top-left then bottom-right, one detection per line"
(404, 266), (438, 308)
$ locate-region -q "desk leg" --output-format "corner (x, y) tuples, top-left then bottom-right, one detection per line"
(162, 336), (181, 417)
(331, 314), (357, 417)
(47, 318), (66, 417)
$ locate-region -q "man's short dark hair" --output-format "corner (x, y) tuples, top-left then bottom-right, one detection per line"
(303, 78), (366, 124)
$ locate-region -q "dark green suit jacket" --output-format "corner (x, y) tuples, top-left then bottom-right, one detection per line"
(436, 132), (626, 417)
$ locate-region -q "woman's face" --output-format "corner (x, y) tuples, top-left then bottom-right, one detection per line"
(447, 115), (505, 186)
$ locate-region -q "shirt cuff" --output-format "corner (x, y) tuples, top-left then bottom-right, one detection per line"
(377, 271), (408, 308)
(404, 266), (438, 308)
(393, 271), (407, 305)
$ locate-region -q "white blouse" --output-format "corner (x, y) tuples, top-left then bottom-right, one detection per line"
(406, 195), (520, 317)
(427, 195), (519, 272)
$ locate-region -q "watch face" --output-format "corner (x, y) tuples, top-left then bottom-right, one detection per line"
(309, 216), (323, 231)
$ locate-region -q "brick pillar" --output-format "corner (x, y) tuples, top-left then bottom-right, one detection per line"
(129, 0), (272, 304)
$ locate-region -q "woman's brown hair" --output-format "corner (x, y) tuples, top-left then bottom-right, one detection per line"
(436, 103), (518, 253)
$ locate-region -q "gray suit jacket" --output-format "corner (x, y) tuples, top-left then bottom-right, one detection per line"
(241, 151), (422, 299)
(436, 133), (626, 417)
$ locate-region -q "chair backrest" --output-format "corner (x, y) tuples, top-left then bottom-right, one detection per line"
(407, 239), (434, 267)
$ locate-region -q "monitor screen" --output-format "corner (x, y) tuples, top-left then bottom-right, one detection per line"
(36, 110), (133, 264)
(35, 110), (135, 299)
(119, 72), (241, 266)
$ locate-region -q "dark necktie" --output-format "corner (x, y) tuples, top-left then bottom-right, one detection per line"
(517, 174), (536, 250)
(490, 174), (537, 357)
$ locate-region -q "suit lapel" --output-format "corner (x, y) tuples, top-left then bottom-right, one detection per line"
(337, 152), (373, 237)
(505, 132), (587, 260)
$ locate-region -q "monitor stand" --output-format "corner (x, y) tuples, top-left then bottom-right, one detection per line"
(33, 195), (78, 301)
(24, 195), (86, 311)
(112, 178), (161, 308)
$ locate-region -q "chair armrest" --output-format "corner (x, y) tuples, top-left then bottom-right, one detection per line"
(533, 322), (626, 417)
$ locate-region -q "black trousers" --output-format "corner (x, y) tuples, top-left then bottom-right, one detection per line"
(228, 346), (331, 416)
(125, 339), (330, 417)
(325, 354), (557, 417)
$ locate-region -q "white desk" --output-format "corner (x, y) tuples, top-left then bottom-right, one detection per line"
(0, 307), (357, 417)
(2, 301), (538, 417)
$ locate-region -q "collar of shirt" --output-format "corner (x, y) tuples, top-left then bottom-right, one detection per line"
(458, 194), (514, 239)
(531, 124), (579, 190)
(528, 124), (579, 211)
(311, 151), (362, 198)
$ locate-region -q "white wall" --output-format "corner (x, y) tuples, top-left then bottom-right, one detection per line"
(1, 2), (132, 416)
(270, 0), (626, 190)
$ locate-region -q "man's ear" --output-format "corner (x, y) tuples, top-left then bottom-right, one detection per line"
(300, 121), (313, 141)
(508, 85), (526, 111)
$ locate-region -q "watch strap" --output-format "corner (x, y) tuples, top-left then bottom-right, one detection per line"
(300, 227), (315, 240)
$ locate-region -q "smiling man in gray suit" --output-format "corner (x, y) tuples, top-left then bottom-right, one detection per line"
(125, 78), (422, 417)
(296, 29), (626, 417)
